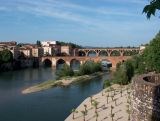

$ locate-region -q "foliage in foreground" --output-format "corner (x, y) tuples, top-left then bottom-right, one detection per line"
(143, 0), (160, 19)
(113, 60), (134, 85)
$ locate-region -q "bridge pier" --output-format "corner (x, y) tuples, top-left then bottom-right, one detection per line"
(51, 58), (57, 67)
(66, 61), (70, 66)
(41, 56), (132, 70)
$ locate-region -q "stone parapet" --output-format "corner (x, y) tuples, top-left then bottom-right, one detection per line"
(131, 73), (160, 121)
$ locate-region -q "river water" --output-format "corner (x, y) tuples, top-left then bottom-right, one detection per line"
(0, 68), (109, 121)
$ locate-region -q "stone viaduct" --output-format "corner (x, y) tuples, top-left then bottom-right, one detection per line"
(78, 48), (140, 56)
(40, 56), (131, 69)
(40, 48), (140, 69)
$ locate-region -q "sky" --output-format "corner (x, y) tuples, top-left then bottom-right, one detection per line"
(0, 0), (159, 47)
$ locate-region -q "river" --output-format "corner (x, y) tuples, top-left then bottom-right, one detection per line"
(0, 68), (110, 121)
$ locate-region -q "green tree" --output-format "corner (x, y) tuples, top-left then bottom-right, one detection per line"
(36, 40), (41, 47)
(92, 100), (99, 113)
(0, 49), (13, 63)
(143, 0), (160, 19)
(78, 62), (102, 75)
(56, 64), (74, 78)
(103, 80), (111, 88)
(142, 32), (160, 72)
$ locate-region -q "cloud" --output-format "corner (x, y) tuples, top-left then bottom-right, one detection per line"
(0, 0), (150, 31)
(0, 6), (9, 11)
(101, 0), (148, 4)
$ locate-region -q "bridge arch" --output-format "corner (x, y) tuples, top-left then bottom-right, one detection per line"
(43, 59), (52, 67)
(110, 50), (121, 56)
(78, 50), (86, 56)
(56, 59), (66, 70)
(101, 59), (112, 70)
(87, 50), (97, 57)
(123, 50), (132, 56)
(99, 50), (108, 56)
(70, 59), (80, 71)
(131, 50), (139, 55)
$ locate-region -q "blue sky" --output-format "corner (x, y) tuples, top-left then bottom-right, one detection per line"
(0, 0), (159, 47)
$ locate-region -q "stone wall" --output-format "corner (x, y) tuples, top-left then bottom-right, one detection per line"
(131, 73), (160, 121)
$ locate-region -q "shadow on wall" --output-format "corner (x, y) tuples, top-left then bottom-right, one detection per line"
(143, 75), (160, 121)
(152, 84), (160, 120)
(43, 59), (52, 67)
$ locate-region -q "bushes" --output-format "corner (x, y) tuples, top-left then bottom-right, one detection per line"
(104, 59), (135, 87)
(141, 32), (160, 73)
(78, 62), (102, 75)
(56, 62), (102, 78)
(56, 64), (74, 78)
(0, 49), (13, 63)
(103, 32), (160, 87)
(132, 32), (160, 74)
(103, 80), (111, 88)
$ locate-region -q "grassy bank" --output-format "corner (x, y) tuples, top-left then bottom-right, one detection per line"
(22, 72), (104, 94)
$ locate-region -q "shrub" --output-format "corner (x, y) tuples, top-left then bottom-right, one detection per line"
(103, 80), (111, 88)
(56, 64), (74, 78)
(78, 62), (102, 75)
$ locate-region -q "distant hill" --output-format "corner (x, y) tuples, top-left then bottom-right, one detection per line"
(56, 41), (82, 49)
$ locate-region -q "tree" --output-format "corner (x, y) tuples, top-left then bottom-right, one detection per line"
(103, 80), (111, 88)
(110, 105), (114, 115)
(71, 108), (76, 119)
(143, 0), (160, 19)
(81, 110), (87, 121)
(106, 93), (109, 104)
(0, 49), (13, 63)
(36, 40), (41, 47)
(56, 64), (74, 78)
(90, 96), (93, 105)
(84, 104), (87, 112)
(111, 113), (115, 121)
(95, 111), (99, 121)
(92, 100), (99, 113)
(142, 32), (160, 72)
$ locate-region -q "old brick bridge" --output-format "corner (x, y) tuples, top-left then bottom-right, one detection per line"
(40, 48), (140, 69)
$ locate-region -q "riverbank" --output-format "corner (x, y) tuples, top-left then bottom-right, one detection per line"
(65, 84), (131, 121)
(22, 72), (105, 94)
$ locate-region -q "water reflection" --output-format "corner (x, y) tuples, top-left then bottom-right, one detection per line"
(0, 68), (109, 121)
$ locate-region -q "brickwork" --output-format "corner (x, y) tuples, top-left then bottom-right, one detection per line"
(78, 48), (140, 56)
(131, 74), (160, 121)
(41, 56), (131, 68)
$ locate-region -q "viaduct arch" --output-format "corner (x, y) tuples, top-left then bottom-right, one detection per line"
(78, 48), (140, 57)
(41, 56), (131, 69)
(41, 48), (140, 69)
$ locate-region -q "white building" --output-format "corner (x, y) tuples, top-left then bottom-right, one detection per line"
(140, 45), (146, 51)
(41, 41), (56, 47)
(19, 47), (32, 57)
(43, 46), (54, 56)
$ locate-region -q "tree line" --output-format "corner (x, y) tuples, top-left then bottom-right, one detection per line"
(104, 31), (160, 88)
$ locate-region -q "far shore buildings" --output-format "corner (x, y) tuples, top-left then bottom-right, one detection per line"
(42, 41), (61, 56)
(0, 40), (144, 60)
(61, 45), (72, 56)
(32, 47), (44, 57)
